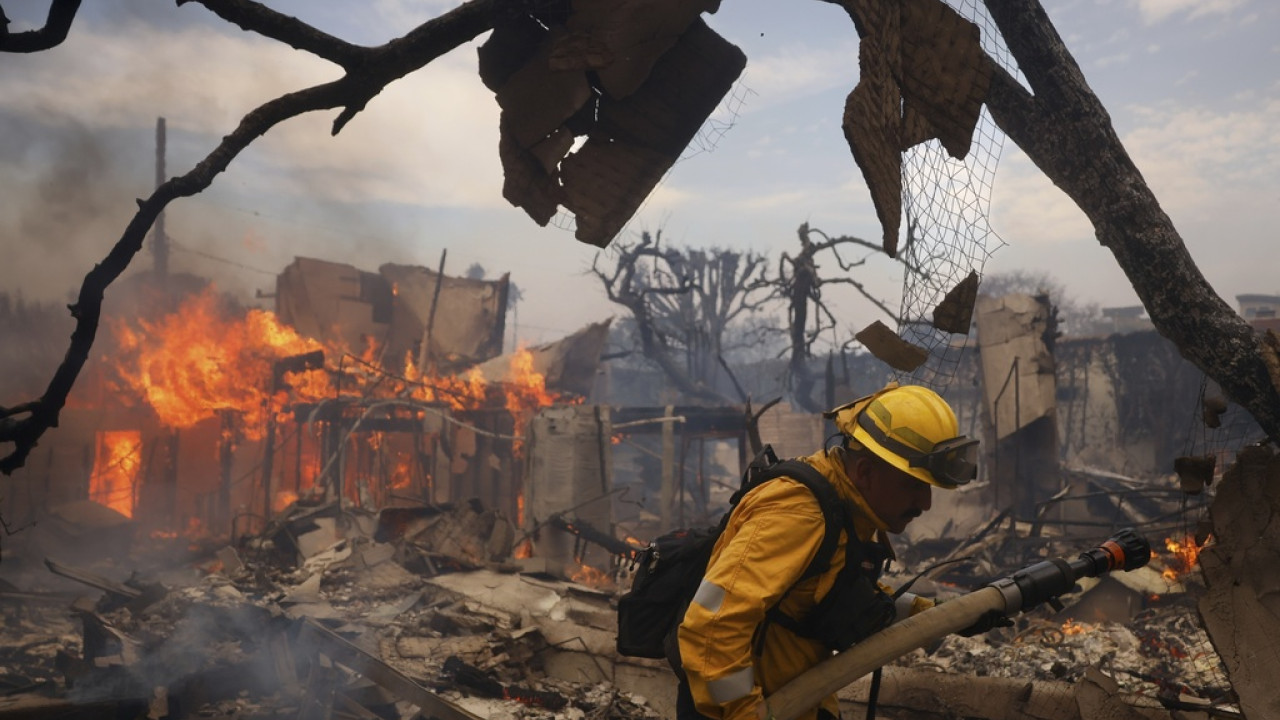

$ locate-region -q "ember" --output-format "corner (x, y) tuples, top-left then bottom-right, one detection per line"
(1061, 618), (1093, 636)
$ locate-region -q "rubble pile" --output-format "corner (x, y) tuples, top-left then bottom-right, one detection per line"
(898, 601), (1233, 707)
(4, 459), (1267, 720)
(0, 501), (663, 720)
(864, 534), (1241, 720)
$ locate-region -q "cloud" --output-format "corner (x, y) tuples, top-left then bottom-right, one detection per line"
(985, 95), (1280, 306)
(1094, 52), (1132, 68)
(1123, 98), (1280, 212)
(736, 41), (859, 111)
(990, 94), (1279, 248)
(1133, 0), (1250, 24)
(989, 151), (1093, 247)
(3, 15), (507, 213)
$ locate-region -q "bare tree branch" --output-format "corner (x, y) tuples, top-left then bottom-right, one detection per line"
(0, 0), (498, 474)
(0, 0), (80, 53)
(183, 0), (367, 68)
(777, 223), (907, 411)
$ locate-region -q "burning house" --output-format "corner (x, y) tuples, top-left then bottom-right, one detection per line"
(0, 257), (610, 569)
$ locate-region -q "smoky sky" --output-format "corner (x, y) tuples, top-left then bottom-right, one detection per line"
(0, 108), (148, 301)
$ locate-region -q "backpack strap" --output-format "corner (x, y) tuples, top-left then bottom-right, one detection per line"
(737, 457), (848, 582)
(745, 455), (900, 650)
(733, 454), (853, 657)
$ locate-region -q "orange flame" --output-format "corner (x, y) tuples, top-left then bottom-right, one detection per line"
(403, 355), (489, 409)
(110, 289), (327, 438)
(89, 430), (141, 517)
(390, 452), (413, 490)
(1161, 535), (1202, 582)
(503, 347), (571, 453)
(1061, 619), (1094, 636)
(273, 489), (299, 513)
(513, 538), (533, 559)
(97, 289), (575, 527)
(570, 562), (616, 590)
(108, 291), (572, 438)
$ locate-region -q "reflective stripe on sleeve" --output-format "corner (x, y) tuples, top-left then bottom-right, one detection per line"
(691, 578), (726, 613)
(707, 665), (756, 705)
(893, 592), (918, 623)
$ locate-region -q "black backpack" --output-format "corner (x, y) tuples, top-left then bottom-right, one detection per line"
(615, 446), (848, 662)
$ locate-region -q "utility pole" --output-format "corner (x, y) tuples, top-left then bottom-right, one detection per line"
(418, 249), (447, 372)
(153, 117), (169, 277)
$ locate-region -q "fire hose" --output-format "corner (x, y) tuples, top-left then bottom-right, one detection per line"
(764, 528), (1152, 720)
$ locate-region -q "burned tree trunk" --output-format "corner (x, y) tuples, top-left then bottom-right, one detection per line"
(981, 0), (1280, 441)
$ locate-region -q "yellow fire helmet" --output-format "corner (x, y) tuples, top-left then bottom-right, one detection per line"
(823, 382), (977, 489)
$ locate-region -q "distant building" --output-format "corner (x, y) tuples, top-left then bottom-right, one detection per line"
(1097, 305), (1152, 335)
(1237, 293), (1280, 332)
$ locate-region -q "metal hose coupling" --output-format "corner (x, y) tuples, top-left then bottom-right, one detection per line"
(987, 528), (1152, 615)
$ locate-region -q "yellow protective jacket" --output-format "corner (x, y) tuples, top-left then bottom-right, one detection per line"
(677, 448), (929, 720)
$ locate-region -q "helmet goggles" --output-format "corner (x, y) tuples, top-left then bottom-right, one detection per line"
(856, 410), (978, 489)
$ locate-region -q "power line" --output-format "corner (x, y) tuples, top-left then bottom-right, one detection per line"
(168, 239), (278, 276)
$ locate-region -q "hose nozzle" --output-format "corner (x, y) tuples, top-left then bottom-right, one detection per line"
(1075, 528), (1151, 577)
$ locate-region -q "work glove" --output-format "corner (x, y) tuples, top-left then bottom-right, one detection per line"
(957, 608), (1014, 637)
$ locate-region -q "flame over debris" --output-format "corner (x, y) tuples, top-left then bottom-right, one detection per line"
(108, 289), (326, 438)
(90, 287), (569, 521)
(1161, 534), (1204, 583)
(1061, 618), (1095, 636)
(105, 288), (568, 438)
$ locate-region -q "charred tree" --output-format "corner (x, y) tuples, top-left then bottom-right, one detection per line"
(592, 231), (775, 404)
(779, 223), (916, 412)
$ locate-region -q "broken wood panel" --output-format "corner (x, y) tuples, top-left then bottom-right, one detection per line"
(932, 270), (979, 335)
(562, 0), (718, 99)
(855, 319), (929, 371)
(378, 263), (509, 372)
(898, 0), (990, 158)
(497, 129), (566, 226)
(561, 18), (745, 246)
(840, 0), (904, 256)
(275, 257), (389, 356)
(471, 318), (611, 398)
(494, 29), (595, 151)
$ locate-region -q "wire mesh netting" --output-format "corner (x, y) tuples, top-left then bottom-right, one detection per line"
(895, 0), (1009, 395)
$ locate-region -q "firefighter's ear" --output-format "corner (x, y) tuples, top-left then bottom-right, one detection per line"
(844, 451), (874, 485)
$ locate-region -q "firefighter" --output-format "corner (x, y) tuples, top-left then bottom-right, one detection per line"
(676, 382), (980, 720)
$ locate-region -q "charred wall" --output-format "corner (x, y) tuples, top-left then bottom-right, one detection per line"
(1055, 330), (1246, 478)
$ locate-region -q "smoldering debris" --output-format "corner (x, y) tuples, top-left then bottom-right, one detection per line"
(1, 456), (1264, 720)
(0, 499), (664, 720)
